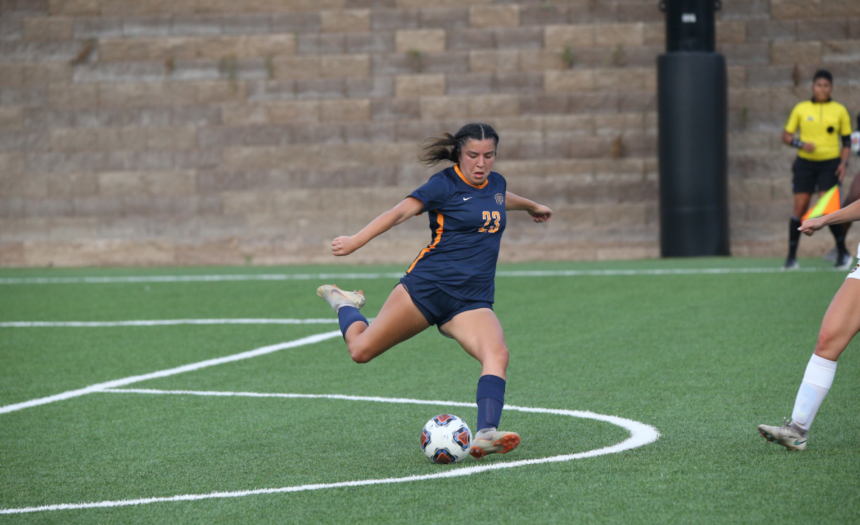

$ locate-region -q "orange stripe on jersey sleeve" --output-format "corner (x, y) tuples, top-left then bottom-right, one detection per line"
(407, 212), (444, 273)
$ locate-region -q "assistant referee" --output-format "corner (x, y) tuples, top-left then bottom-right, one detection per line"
(782, 69), (852, 270)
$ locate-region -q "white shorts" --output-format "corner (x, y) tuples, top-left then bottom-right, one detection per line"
(847, 241), (860, 280)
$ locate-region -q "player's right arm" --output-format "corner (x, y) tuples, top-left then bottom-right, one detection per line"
(783, 103), (815, 152)
(331, 197), (424, 256)
(800, 198), (860, 236)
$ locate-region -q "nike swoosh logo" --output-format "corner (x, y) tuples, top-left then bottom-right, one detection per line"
(794, 440), (806, 445)
(463, 197), (472, 201)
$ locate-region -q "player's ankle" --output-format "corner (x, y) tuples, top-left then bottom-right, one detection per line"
(789, 422), (808, 436)
(475, 427), (496, 439)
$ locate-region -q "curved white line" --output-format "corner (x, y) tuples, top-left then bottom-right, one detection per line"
(0, 389), (660, 515)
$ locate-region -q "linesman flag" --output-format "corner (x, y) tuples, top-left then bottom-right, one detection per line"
(802, 184), (841, 221)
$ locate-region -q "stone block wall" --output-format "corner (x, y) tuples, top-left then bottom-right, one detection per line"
(1, 0), (859, 267)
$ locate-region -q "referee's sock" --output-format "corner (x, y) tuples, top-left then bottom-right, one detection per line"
(476, 374), (506, 433)
(828, 224), (848, 256)
(337, 306), (367, 340)
(788, 216), (802, 260)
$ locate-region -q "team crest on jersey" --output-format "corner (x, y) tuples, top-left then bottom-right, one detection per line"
(495, 193), (504, 205)
(807, 116), (814, 121)
(851, 261), (860, 274)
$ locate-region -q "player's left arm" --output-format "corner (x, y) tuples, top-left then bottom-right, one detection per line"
(331, 197), (424, 256)
(505, 192), (552, 223)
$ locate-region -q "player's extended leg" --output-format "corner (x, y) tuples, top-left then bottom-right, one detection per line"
(318, 284), (429, 363)
(785, 192), (811, 269)
(814, 277), (860, 361)
(440, 308), (519, 460)
(758, 278), (860, 450)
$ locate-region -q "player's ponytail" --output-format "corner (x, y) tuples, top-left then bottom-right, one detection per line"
(419, 133), (459, 166)
(419, 123), (500, 167)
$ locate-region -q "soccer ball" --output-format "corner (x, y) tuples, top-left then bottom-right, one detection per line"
(420, 414), (472, 464)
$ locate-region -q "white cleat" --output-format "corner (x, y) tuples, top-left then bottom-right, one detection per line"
(757, 418), (808, 451)
(316, 284), (366, 312)
(469, 428), (520, 460)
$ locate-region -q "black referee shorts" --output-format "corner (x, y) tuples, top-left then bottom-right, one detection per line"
(792, 157), (841, 194)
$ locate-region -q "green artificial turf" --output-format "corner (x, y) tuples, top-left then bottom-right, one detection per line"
(1, 258), (858, 524)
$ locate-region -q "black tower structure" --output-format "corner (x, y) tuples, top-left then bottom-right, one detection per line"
(657, 0), (729, 257)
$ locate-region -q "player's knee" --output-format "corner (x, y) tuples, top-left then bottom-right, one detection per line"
(488, 345), (509, 369)
(347, 340), (374, 364)
(815, 326), (838, 352)
(347, 346), (373, 364)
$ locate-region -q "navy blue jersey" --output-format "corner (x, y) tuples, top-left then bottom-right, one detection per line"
(406, 165), (507, 302)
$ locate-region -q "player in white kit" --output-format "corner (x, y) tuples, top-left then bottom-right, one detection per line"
(758, 198), (860, 450)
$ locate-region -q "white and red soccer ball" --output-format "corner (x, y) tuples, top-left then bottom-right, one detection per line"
(420, 414), (472, 464)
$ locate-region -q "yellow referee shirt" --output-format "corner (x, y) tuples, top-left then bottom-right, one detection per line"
(785, 99), (852, 161)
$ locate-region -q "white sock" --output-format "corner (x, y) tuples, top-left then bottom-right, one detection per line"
(790, 354), (837, 431)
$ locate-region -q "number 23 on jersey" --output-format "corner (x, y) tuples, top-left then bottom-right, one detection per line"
(478, 211), (501, 233)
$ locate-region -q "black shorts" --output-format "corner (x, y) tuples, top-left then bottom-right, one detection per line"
(792, 157), (841, 194)
(399, 273), (492, 331)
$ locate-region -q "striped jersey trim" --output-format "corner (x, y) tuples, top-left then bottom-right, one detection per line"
(407, 211), (444, 273)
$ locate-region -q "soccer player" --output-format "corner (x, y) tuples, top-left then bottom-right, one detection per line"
(781, 70), (852, 271)
(758, 198), (860, 450)
(316, 123), (552, 460)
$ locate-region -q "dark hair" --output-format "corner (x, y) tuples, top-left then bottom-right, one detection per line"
(813, 69), (833, 84)
(419, 123), (500, 167)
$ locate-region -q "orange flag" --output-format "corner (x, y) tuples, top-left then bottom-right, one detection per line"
(803, 185), (841, 221)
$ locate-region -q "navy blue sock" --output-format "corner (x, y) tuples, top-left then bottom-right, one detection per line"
(337, 306), (367, 340)
(476, 374), (506, 432)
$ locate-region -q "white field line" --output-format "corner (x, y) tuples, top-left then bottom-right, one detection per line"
(0, 331), (341, 415)
(0, 273), (403, 284)
(0, 266), (844, 285)
(0, 319), (339, 328)
(0, 389), (661, 515)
